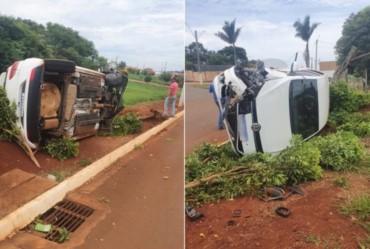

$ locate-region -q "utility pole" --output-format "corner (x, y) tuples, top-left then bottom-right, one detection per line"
(195, 30), (203, 85)
(315, 38), (318, 71)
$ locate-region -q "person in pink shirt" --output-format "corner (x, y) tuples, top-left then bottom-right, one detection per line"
(163, 78), (179, 117)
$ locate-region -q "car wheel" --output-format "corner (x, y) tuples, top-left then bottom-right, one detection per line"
(44, 59), (76, 73)
(105, 73), (127, 87)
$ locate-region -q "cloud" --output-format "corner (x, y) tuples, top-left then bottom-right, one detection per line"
(0, 0), (184, 71)
(186, 0), (370, 67)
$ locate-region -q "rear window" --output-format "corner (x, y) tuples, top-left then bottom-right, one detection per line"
(289, 79), (319, 139)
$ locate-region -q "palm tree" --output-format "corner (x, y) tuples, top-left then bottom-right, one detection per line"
(215, 19), (242, 65)
(293, 15), (320, 68)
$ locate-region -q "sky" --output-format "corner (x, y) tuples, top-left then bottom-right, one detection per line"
(186, 0), (370, 69)
(0, 0), (184, 72)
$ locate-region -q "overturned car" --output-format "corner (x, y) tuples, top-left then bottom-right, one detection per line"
(213, 61), (330, 155)
(0, 58), (128, 149)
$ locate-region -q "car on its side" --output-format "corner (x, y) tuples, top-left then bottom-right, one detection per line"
(0, 58), (128, 149)
(213, 62), (330, 155)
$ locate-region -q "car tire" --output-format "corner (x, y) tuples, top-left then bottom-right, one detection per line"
(105, 73), (128, 87)
(44, 59), (76, 73)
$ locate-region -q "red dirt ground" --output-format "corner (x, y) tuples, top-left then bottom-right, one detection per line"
(186, 172), (370, 249)
(0, 100), (181, 177)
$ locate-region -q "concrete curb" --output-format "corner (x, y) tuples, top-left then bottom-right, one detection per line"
(0, 110), (184, 241)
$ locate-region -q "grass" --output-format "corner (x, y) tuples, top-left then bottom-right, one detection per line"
(341, 193), (370, 221)
(299, 232), (343, 248)
(128, 74), (168, 85)
(134, 143), (144, 150)
(46, 168), (74, 182)
(332, 177), (349, 189)
(76, 158), (93, 167)
(123, 81), (169, 106)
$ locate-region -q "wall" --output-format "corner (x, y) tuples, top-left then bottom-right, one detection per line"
(185, 70), (222, 83)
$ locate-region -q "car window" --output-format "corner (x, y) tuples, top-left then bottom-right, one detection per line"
(289, 79), (319, 139)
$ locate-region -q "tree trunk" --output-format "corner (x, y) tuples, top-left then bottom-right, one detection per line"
(233, 43), (237, 65)
(305, 42), (310, 68)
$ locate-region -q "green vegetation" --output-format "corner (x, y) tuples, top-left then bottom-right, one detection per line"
(0, 87), (40, 167)
(112, 113), (142, 136)
(77, 158), (93, 167)
(0, 15), (107, 72)
(341, 194), (370, 222)
(134, 143), (144, 150)
(215, 19), (243, 65)
(123, 81), (168, 106)
(310, 131), (365, 171)
(0, 87), (17, 141)
(332, 177), (349, 189)
(46, 168), (74, 182)
(43, 137), (79, 161)
(57, 227), (71, 243)
(129, 73), (166, 85)
(341, 193), (370, 247)
(293, 15), (320, 68)
(336, 6), (370, 76)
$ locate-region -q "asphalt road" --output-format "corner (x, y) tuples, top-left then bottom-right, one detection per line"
(185, 84), (228, 154)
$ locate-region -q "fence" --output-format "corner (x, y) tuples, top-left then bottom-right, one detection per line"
(185, 70), (223, 83)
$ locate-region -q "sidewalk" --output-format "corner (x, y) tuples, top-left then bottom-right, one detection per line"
(0, 117), (184, 249)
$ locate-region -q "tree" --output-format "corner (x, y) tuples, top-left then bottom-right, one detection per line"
(215, 19), (242, 65)
(335, 6), (370, 77)
(218, 46), (248, 66)
(185, 42), (208, 66)
(144, 74), (152, 83)
(206, 51), (229, 65)
(293, 15), (320, 68)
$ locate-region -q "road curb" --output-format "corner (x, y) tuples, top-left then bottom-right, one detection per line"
(0, 110), (184, 241)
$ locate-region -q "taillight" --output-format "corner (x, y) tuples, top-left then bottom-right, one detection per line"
(30, 68), (36, 82)
(9, 61), (20, 80)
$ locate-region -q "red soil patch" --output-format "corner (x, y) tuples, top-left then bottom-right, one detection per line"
(0, 100), (182, 177)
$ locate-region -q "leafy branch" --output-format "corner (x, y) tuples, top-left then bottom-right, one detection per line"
(0, 87), (40, 168)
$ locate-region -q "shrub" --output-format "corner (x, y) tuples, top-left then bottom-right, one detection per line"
(330, 81), (366, 112)
(310, 131), (365, 171)
(112, 113), (142, 136)
(144, 74), (152, 83)
(273, 135), (323, 185)
(159, 71), (172, 83)
(44, 137), (79, 161)
(0, 87), (18, 141)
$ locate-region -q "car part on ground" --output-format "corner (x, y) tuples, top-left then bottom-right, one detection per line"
(0, 58), (128, 149)
(274, 206), (291, 217)
(212, 60), (330, 155)
(185, 205), (204, 221)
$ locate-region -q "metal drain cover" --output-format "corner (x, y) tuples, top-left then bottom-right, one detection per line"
(25, 199), (94, 243)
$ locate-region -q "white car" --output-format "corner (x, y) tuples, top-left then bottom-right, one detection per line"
(213, 62), (330, 155)
(0, 58), (127, 149)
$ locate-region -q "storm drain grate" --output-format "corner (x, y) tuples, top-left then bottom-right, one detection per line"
(26, 199), (94, 243)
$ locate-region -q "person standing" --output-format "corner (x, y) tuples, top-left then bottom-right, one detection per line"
(209, 79), (225, 129)
(163, 78), (179, 117)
